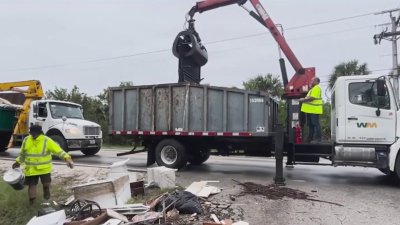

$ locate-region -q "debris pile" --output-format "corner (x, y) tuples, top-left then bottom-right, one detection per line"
(25, 163), (248, 225)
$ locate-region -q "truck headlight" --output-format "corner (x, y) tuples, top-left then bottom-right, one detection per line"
(65, 127), (81, 135)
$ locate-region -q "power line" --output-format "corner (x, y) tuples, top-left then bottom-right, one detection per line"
(285, 11), (375, 30)
(0, 9), (384, 73)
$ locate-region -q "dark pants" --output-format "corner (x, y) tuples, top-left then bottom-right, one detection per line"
(307, 113), (321, 142)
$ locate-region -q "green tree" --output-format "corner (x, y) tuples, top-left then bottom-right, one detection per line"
(328, 60), (369, 90)
(243, 74), (287, 125)
(243, 74), (283, 98)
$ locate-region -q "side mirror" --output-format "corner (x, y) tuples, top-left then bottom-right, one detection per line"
(376, 79), (386, 96)
(32, 103), (38, 118)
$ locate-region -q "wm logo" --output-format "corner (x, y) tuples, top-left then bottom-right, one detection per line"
(357, 122), (377, 128)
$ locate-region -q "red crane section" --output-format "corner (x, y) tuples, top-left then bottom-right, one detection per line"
(188, 0), (315, 98)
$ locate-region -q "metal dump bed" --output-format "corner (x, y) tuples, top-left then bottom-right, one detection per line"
(110, 83), (278, 136)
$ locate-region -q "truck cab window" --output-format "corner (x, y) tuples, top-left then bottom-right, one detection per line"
(349, 82), (390, 109)
(38, 102), (48, 117)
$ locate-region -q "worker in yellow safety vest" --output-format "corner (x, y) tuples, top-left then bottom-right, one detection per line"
(12, 125), (74, 204)
(299, 77), (323, 143)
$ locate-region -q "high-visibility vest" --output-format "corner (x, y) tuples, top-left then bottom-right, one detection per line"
(16, 134), (70, 176)
(301, 84), (323, 115)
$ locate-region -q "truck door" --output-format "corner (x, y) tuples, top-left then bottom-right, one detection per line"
(345, 80), (395, 144)
(31, 102), (50, 131)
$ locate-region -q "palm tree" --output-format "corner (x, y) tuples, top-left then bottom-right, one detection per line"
(243, 74), (283, 98)
(328, 60), (369, 90)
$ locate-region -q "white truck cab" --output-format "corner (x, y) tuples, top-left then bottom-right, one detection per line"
(331, 74), (400, 178)
(30, 100), (102, 155)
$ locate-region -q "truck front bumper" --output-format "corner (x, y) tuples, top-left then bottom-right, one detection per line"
(67, 138), (102, 150)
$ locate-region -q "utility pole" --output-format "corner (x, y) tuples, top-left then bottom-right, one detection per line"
(373, 8), (400, 75)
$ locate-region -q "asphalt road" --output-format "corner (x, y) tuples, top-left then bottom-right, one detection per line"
(2, 147), (400, 225)
(1, 147), (398, 187)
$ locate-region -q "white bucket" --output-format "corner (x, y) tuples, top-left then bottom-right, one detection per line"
(3, 168), (25, 190)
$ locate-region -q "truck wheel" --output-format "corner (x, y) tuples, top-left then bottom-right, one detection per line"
(155, 139), (187, 170)
(49, 135), (68, 152)
(0, 146), (7, 152)
(188, 150), (210, 165)
(394, 154), (400, 183)
(81, 148), (101, 156)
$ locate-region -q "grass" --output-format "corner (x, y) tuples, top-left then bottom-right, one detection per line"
(0, 180), (71, 225)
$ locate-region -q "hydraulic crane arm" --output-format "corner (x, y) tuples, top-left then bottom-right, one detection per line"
(188, 0), (315, 98)
(0, 80), (44, 98)
(0, 80), (44, 147)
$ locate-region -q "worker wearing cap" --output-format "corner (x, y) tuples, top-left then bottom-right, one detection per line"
(12, 125), (74, 204)
(299, 77), (323, 143)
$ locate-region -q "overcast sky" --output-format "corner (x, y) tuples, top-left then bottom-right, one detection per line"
(0, 0), (399, 97)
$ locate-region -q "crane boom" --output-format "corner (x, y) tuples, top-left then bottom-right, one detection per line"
(0, 80), (44, 147)
(188, 0), (315, 98)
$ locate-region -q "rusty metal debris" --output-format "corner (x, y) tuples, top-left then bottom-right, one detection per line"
(69, 199), (102, 221)
(233, 180), (343, 207)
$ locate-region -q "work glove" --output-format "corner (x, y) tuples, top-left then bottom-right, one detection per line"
(12, 162), (20, 169)
(66, 158), (74, 169)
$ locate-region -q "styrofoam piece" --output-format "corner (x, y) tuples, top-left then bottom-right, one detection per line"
(26, 210), (66, 225)
(147, 166), (176, 189)
(72, 175), (131, 208)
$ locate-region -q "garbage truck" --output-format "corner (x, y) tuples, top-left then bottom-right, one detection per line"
(109, 0), (400, 183)
(0, 80), (102, 155)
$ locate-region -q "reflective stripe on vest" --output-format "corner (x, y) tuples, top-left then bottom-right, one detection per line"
(22, 137), (52, 164)
(24, 160), (52, 166)
(19, 138), (28, 162)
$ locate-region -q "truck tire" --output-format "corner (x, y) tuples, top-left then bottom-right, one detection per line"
(188, 150), (210, 165)
(155, 139), (187, 170)
(49, 135), (68, 152)
(81, 147), (100, 156)
(0, 146), (7, 152)
(394, 154), (400, 183)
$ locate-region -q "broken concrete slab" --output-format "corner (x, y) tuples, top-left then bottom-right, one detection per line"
(198, 186), (222, 198)
(72, 175), (131, 208)
(147, 166), (176, 189)
(185, 181), (222, 198)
